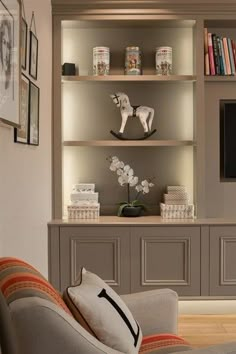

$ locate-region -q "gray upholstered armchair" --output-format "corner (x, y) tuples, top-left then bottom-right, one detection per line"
(1, 258), (236, 354)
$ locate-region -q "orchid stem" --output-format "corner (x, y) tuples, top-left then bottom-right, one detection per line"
(135, 191), (141, 200)
(127, 183), (130, 204)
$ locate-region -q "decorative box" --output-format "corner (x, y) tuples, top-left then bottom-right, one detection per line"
(167, 185), (187, 193)
(70, 192), (99, 203)
(67, 204), (100, 219)
(164, 193), (189, 201)
(73, 184), (95, 192)
(164, 199), (189, 205)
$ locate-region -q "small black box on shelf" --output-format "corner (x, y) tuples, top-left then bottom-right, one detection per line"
(62, 63), (76, 76)
(220, 100), (236, 179)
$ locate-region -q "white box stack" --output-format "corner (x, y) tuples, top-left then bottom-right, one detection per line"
(67, 183), (100, 219)
(160, 186), (194, 219)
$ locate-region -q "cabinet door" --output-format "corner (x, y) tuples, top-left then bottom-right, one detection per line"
(131, 226), (201, 296)
(210, 226), (236, 296)
(59, 226), (130, 294)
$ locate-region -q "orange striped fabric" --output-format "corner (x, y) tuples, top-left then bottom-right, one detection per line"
(139, 334), (192, 353)
(0, 257), (72, 316)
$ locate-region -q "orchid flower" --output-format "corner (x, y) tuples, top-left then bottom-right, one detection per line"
(107, 156), (155, 216)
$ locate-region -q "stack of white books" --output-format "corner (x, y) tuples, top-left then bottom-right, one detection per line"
(160, 186), (194, 219)
(67, 183), (100, 219)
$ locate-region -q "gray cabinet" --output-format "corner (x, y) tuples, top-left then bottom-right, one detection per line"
(48, 223), (201, 296)
(59, 226), (131, 294)
(210, 226), (236, 296)
(48, 222), (236, 297)
(130, 226), (201, 296)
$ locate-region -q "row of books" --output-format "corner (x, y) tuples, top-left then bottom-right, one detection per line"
(204, 28), (236, 76)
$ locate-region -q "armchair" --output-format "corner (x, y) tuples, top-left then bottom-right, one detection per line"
(0, 257), (236, 354)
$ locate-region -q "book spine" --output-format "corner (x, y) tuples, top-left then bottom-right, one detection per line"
(220, 38), (227, 75)
(232, 40), (236, 69)
(204, 28), (210, 75)
(228, 37), (235, 75)
(223, 37), (231, 75)
(208, 33), (215, 75)
(212, 34), (220, 75)
(217, 37), (224, 75)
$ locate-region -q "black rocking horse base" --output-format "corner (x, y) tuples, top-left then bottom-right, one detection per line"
(110, 129), (157, 141)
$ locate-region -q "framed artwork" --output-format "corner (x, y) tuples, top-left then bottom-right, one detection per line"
(0, 0), (20, 127)
(14, 74), (29, 144)
(29, 30), (38, 80)
(21, 18), (27, 70)
(29, 81), (39, 145)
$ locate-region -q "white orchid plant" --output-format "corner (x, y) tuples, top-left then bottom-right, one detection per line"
(108, 156), (155, 216)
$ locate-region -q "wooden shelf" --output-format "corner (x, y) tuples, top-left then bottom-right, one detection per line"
(205, 76), (236, 82)
(63, 140), (195, 147)
(62, 20), (196, 29)
(62, 75), (197, 83)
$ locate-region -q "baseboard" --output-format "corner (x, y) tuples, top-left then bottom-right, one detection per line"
(179, 300), (236, 315)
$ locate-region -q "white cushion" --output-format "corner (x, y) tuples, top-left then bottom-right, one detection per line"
(65, 268), (142, 354)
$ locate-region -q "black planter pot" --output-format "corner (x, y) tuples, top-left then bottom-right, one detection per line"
(122, 206), (142, 217)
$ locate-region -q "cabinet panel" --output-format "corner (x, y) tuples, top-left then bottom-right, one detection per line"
(210, 226), (236, 296)
(131, 226), (201, 296)
(59, 226), (130, 294)
(48, 225), (60, 290)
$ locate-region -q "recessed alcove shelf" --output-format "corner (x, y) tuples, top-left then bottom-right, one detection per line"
(62, 19), (196, 29)
(63, 140), (195, 147)
(57, 14), (196, 219)
(62, 75), (197, 83)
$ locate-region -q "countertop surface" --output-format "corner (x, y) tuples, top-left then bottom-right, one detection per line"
(48, 216), (236, 226)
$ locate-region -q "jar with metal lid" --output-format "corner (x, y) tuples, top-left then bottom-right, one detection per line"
(155, 46), (172, 75)
(125, 46), (141, 75)
(93, 47), (110, 76)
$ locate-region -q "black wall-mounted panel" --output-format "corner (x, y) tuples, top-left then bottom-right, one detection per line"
(220, 100), (236, 179)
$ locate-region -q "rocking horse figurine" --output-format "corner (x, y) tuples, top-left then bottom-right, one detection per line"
(110, 92), (157, 140)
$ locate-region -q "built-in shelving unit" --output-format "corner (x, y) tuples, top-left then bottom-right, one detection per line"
(51, 0), (236, 299)
(62, 75), (197, 83)
(63, 140), (195, 147)
(52, 1), (236, 220)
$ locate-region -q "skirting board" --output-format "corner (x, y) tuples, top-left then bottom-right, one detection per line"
(179, 300), (236, 315)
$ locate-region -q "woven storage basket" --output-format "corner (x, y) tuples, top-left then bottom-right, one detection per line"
(160, 203), (194, 219)
(67, 204), (100, 219)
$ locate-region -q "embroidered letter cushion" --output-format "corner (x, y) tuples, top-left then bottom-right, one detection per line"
(139, 334), (192, 353)
(63, 267), (142, 354)
(0, 257), (71, 316)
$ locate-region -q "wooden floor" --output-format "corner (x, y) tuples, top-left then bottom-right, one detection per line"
(178, 315), (236, 348)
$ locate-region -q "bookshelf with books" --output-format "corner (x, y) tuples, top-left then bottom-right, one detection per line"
(204, 23), (236, 77)
(204, 20), (236, 222)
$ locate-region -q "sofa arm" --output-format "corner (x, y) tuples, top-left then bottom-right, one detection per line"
(121, 289), (178, 336)
(10, 297), (124, 354)
(177, 342), (236, 354)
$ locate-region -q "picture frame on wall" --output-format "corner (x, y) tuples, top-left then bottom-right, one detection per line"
(14, 74), (29, 144)
(21, 17), (27, 70)
(29, 30), (38, 79)
(29, 81), (39, 145)
(0, 0), (20, 128)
